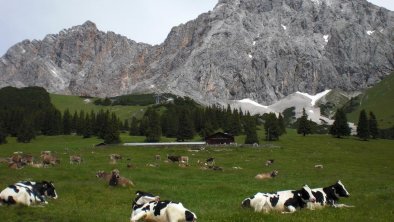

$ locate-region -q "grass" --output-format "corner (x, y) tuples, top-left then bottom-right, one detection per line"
(0, 130), (393, 221)
(347, 73), (394, 128)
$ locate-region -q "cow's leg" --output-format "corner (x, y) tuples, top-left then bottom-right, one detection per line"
(334, 203), (355, 208)
(282, 206), (296, 214)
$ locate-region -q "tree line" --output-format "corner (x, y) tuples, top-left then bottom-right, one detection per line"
(0, 87), (121, 144)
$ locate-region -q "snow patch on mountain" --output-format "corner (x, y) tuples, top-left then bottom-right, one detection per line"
(296, 89), (331, 106)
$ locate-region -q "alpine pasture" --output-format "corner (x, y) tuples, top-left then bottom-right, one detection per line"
(1, 130), (393, 221)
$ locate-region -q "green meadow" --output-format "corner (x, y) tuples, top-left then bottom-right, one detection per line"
(0, 130), (393, 222)
(50, 94), (147, 121)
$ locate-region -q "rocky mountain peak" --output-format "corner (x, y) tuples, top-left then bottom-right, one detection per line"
(0, 0), (393, 105)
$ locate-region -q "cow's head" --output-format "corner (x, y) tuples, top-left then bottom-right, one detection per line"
(298, 184), (316, 203)
(241, 194), (257, 208)
(333, 180), (350, 197)
(134, 191), (160, 205)
(270, 170), (279, 177)
(41, 181), (58, 199)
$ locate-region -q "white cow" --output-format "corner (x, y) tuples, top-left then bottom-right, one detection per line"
(241, 184), (316, 213)
(130, 191), (197, 222)
(0, 181), (57, 206)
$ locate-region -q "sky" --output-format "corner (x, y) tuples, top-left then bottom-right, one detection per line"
(0, 0), (392, 56)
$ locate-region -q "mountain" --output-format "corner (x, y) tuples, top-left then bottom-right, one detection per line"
(1, 0), (393, 105)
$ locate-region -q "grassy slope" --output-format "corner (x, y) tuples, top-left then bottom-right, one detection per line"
(0, 130), (393, 221)
(347, 73), (394, 128)
(50, 94), (147, 121)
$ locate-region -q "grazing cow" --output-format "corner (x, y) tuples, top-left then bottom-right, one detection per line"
(167, 155), (181, 163)
(255, 170), (279, 180)
(130, 192), (197, 222)
(308, 180), (353, 209)
(69, 155), (83, 164)
(241, 184), (316, 213)
(0, 181), (57, 206)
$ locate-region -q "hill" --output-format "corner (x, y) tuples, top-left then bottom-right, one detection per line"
(50, 94), (149, 121)
(346, 73), (394, 128)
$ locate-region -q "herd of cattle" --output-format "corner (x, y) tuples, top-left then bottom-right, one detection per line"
(0, 150), (354, 221)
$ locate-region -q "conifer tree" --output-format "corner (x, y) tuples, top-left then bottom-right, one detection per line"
(17, 118), (35, 143)
(76, 110), (85, 136)
(277, 113), (286, 135)
(122, 119), (129, 132)
(82, 113), (93, 138)
(369, 111), (379, 139)
(297, 108), (311, 136)
(330, 108), (351, 138)
(264, 113), (280, 141)
(71, 111), (78, 133)
(176, 109), (194, 141)
(0, 121), (7, 144)
(104, 113), (120, 144)
(62, 109), (72, 135)
(129, 116), (140, 136)
(245, 116), (259, 144)
(357, 109), (369, 141)
(144, 108), (161, 142)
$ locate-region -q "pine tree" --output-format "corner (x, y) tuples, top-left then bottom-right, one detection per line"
(82, 113), (93, 138)
(244, 116), (259, 144)
(161, 107), (179, 138)
(277, 113), (286, 135)
(144, 108), (161, 142)
(17, 118), (35, 143)
(122, 119), (129, 132)
(129, 117), (140, 136)
(330, 108), (351, 138)
(369, 112), (379, 139)
(63, 109), (72, 135)
(176, 109), (194, 141)
(76, 110), (85, 136)
(199, 121), (214, 138)
(0, 121), (7, 144)
(264, 113), (280, 141)
(357, 109), (369, 141)
(71, 111), (78, 133)
(104, 113), (120, 144)
(297, 108), (311, 136)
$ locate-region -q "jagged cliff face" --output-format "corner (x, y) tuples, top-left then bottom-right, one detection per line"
(1, 0), (393, 104)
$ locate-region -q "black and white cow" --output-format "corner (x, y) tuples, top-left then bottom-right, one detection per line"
(130, 191), (197, 222)
(241, 184), (316, 213)
(308, 180), (353, 209)
(0, 181), (57, 206)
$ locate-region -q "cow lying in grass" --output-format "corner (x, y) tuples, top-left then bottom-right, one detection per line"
(0, 181), (57, 206)
(241, 184), (316, 213)
(308, 180), (354, 209)
(255, 170), (278, 180)
(130, 191), (197, 222)
(96, 169), (135, 187)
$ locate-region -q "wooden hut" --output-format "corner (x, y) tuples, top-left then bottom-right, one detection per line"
(205, 132), (234, 145)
